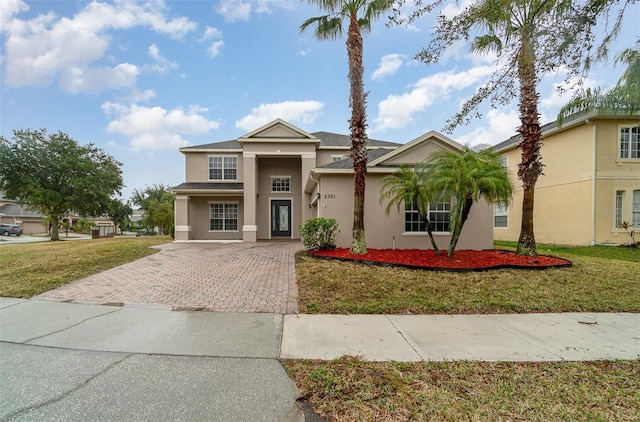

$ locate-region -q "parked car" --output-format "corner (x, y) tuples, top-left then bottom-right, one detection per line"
(136, 229), (157, 236)
(0, 224), (23, 236)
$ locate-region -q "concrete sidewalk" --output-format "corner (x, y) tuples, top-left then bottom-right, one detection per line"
(1, 298), (639, 421)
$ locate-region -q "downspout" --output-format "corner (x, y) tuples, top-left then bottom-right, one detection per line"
(309, 172), (321, 218)
(587, 119), (597, 246)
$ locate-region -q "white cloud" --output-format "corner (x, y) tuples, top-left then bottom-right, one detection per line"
(147, 44), (178, 74)
(372, 54), (406, 81)
(235, 100), (324, 131)
(456, 109), (520, 147)
(0, 0), (29, 31)
(217, 0), (253, 22)
(103, 102), (220, 151)
(203, 26), (223, 40)
(58, 63), (139, 94)
(216, 0), (294, 22)
(201, 26), (224, 57)
(207, 40), (225, 58)
(2, 0), (196, 92)
(373, 65), (495, 131)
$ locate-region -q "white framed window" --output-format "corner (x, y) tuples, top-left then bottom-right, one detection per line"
(633, 190), (640, 228)
(209, 156), (237, 181)
(615, 191), (625, 229)
(499, 154), (507, 168)
(494, 203), (508, 228)
(271, 176), (291, 192)
(331, 155), (346, 162)
(619, 125), (639, 159)
(209, 203), (238, 231)
(404, 199), (451, 233)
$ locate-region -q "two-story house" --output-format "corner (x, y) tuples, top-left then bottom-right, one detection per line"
(173, 119), (493, 250)
(493, 111), (640, 246)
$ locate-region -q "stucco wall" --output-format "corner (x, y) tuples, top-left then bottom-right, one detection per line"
(188, 196), (243, 241)
(494, 118), (640, 246)
(315, 173), (493, 250)
(184, 152), (244, 183)
(255, 157), (303, 240)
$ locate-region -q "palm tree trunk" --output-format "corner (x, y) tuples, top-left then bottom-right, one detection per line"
(347, 12), (368, 254)
(419, 204), (441, 256)
(448, 194), (474, 257)
(515, 31), (543, 257)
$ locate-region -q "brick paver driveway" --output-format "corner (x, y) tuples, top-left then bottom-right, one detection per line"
(38, 241), (302, 314)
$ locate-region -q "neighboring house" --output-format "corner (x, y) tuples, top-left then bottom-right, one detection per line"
(0, 199), (47, 235)
(493, 111), (640, 246)
(173, 119), (493, 250)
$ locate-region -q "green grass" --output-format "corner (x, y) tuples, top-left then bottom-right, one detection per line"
(0, 236), (172, 297)
(284, 358), (640, 422)
(295, 249), (640, 314)
(495, 240), (640, 262)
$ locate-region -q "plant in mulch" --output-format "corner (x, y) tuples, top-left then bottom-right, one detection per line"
(308, 248), (571, 272)
(300, 218), (340, 251)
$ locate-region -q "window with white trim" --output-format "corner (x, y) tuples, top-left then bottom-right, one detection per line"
(271, 176), (291, 192)
(404, 199), (451, 233)
(209, 156), (237, 181)
(615, 191), (624, 229)
(332, 155), (346, 162)
(494, 203), (508, 228)
(620, 125), (639, 159)
(210, 203), (238, 231)
(633, 190), (640, 228)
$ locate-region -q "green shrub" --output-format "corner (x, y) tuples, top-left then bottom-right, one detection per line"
(300, 218), (339, 250)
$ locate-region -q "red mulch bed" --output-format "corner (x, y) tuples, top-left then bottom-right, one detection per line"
(308, 248), (572, 272)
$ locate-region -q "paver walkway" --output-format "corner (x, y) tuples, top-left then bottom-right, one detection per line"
(38, 241), (302, 314)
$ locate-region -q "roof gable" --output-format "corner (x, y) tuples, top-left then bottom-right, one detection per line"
(369, 130), (463, 166)
(239, 119), (319, 143)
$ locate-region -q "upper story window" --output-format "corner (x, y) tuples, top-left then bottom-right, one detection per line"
(209, 156), (237, 181)
(271, 176), (291, 192)
(620, 125), (639, 159)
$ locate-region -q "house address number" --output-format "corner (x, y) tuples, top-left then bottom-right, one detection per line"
(324, 194), (336, 199)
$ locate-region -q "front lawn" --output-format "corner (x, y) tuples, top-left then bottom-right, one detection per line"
(295, 245), (640, 314)
(0, 236), (172, 298)
(284, 358), (640, 422)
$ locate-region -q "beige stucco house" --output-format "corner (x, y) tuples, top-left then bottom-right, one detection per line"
(493, 111), (640, 246)
(173, 119), (493, 250)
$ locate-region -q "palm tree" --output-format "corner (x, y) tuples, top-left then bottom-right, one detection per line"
(379, 163), (442, 255)
(300, 0), (393, 255)
(465, 0), (570, 257)
(425, 147), (513, 258)
(558, 46), (640, 124)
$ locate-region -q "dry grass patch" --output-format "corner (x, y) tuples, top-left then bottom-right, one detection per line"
(295, 252), (640, 314)
(284, 358), (640, 421)
(0, 236), (171, 297)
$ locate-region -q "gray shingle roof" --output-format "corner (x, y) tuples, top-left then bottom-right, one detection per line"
(182, 132), (401, 151)
(317, 148), (395, 169)
(173, 182), (244, 191)
(181, 140), (241, 150)
(312, 131), (401, 148)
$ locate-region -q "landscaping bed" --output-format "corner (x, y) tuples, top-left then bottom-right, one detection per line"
(308, 248), (571, 271)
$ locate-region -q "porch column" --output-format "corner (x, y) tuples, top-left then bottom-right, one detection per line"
(243, 153), (258, 242)
(174, 195), (190, 241)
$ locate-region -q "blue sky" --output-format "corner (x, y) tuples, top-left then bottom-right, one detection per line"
(1, 0), (637, 201)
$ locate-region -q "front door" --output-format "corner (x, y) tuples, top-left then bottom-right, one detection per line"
(271, 200), (292, 237)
